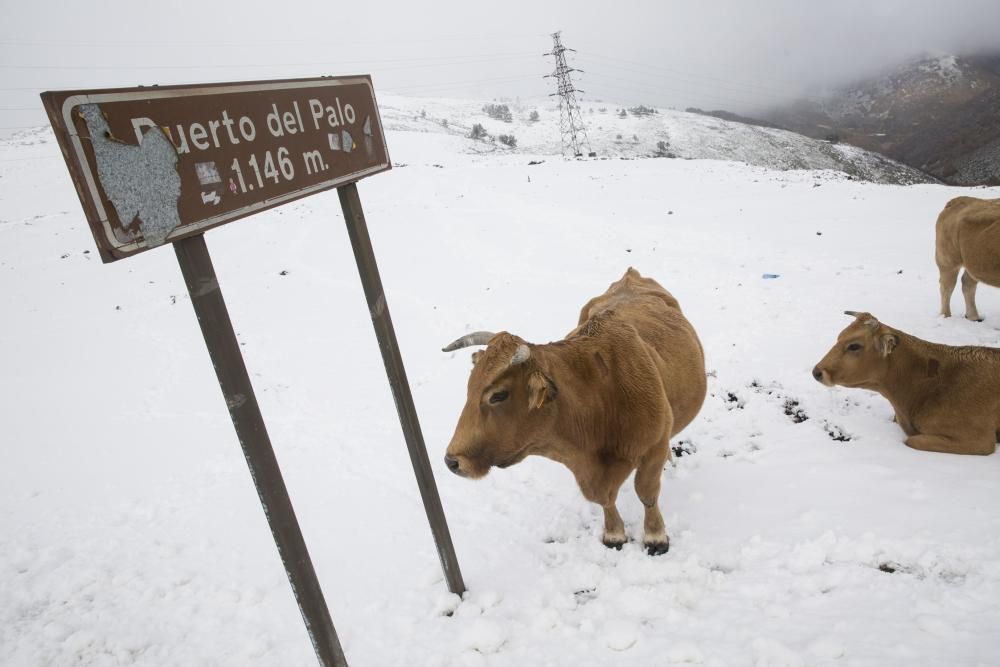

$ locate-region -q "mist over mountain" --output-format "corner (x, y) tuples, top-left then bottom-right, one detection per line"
(753, 52), (1000, 185)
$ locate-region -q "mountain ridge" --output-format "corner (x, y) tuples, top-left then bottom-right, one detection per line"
(753, 52), (1000, 185)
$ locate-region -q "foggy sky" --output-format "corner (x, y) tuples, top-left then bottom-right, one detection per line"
(1, 0), (999, 134)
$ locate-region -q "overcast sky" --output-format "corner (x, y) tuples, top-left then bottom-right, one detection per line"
(2, 0), (999, 134)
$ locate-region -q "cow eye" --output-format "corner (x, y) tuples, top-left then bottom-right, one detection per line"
(489, 390), (510, 404)
(846, 343), (863, 352)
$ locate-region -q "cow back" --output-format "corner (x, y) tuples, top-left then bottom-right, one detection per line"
(573, 269), (706, 439)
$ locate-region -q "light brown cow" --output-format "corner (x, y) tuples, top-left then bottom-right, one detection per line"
(813, 311), (1000, 455)
(442, 268), (706, 554)
(936, 196), (1000, 321)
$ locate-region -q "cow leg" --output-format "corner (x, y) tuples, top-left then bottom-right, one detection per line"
(601, 502), (626, 549)
(905, 433), (995, 456)
(961, 270), (983, 321)
(634, 443), (671, 556)
(582, 460), (634, 549)
(938, 266), (959, 318)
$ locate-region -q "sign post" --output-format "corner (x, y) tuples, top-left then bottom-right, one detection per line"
(42, 76), (465, 665)
(338, 183), (465, 594)
(174, 233), (347, 666)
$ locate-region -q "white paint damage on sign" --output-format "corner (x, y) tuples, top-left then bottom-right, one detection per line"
(226, 393), (248, 410)
(79, 104), (182, 248)
(195, 161), (222, 185)
(363, 115), (374, 160)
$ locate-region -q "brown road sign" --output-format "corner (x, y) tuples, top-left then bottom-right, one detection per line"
(42, 76), (390, 262)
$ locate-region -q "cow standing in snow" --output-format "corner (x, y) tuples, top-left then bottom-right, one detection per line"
(442, 268), (707, 554)
(936, 196), (1000, 321)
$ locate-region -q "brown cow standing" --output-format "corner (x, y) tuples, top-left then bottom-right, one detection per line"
(442, 268), (706, 554)
(936, 196), (1000, 321)
(813, 311), (1000, 455)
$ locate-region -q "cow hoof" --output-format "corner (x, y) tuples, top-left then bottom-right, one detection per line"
(645, 540), (670, 556)
(602, 539), (625, 551)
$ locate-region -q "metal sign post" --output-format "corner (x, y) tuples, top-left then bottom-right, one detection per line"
(175, 233), (346, 667)
(41, 75), (465, 665)
(338, 183), (466, 595)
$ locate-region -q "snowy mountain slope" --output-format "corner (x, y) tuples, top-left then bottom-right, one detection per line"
(2, 107), (1000, 666)
(762, 52), (1000, 186)
(377, 94), (934, 185)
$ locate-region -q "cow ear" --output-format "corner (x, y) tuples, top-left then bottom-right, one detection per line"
(878, 333), (899, 357)
(471, 350), (482, 366)
(527, 371), (557, 410)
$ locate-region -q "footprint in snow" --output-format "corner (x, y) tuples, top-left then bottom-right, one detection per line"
(603, 619), (638, 651)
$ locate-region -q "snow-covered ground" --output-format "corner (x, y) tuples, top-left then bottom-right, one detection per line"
(2, 98), (1000, 666)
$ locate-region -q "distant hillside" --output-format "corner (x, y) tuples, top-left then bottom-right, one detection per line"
(685, 108), (782, 131)
(377, 96), (934, 185)
(758, 53), (1000, 186)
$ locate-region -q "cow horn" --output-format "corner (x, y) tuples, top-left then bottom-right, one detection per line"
(442, 331), (496, 352)
(844, 311), (879, 329)
(510, 344), (531, 366)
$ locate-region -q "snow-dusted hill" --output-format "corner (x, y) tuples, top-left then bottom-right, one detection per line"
(378, 94), (933, 185)
(2, 101), (999, 665)
(762, 52), (1000, 186)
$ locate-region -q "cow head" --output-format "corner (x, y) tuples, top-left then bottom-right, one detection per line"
(812, 311), (900, 388)
(442, 331), (558, 478)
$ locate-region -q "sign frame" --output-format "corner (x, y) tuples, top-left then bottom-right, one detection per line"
(42, 76), (391, 262)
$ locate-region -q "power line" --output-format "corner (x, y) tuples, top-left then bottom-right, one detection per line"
(0, 51), (539, 71)
(0, 55), (539, 93)
(370, 54), (540, 74)
(383, 74), (542, 93)
(0, 44), (796, 117)
(577, 64), (797, 105)
(579, 50), (803, 91)
(0, 33), (549, 49)
(573, 57), (801, 105)
(580, 71), (776, 110)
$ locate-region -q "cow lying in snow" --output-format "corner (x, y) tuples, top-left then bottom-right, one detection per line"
(936, 196), (1000, 321)
(442, 268), (706, 554)
(813, 311), (1000, 455)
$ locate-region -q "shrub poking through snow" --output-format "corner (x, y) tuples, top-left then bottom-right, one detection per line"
(483, 103), (512, 123)
(629, 104), (658, 116)
(655, 140), (676, 158)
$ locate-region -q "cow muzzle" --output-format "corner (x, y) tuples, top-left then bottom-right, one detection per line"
(442, 452), (488, 479)
(444, 454), (462, 475)
(812, 365), (833, 386)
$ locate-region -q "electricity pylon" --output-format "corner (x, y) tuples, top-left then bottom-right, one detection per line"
(544, 31), (593, 157)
